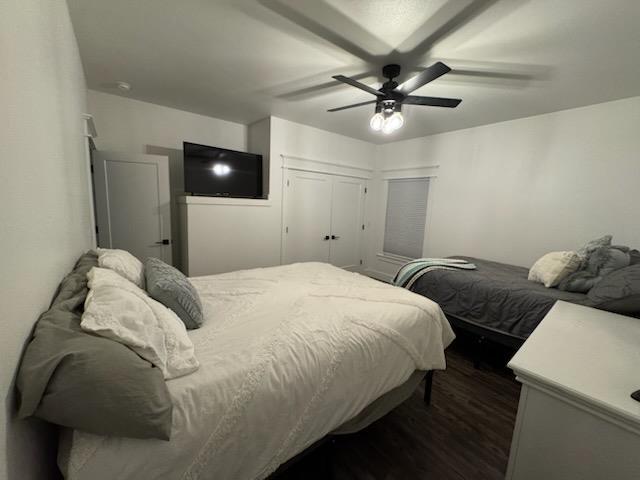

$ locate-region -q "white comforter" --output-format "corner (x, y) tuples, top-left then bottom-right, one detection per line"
(60, 263), (454, 480)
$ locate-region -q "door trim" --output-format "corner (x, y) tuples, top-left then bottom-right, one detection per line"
(281, 154), (373, 179)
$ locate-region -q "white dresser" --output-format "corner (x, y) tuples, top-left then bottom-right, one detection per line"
(506, 301), (640, 480)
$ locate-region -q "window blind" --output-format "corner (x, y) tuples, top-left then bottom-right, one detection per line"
(383, 177), (429, 259)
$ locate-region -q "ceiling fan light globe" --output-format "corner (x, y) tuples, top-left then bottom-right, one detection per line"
(382, 112), (404, 133)
(370, 113), (384, 131)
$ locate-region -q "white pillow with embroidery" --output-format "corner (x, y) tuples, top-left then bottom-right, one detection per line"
(528, 251), (582, 288)
(82, 267), (199, 379)
(96, 248), (145, 289)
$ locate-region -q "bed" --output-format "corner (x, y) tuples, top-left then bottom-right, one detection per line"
(57, 262), (454, 480)
(409, 256), (591, 347)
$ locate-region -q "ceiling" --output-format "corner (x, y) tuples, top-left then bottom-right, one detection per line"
(67, 0), (640, 144)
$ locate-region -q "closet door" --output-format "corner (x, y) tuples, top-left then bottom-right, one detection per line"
(329, 176), (366, 270)
(282, 170), (332, 264)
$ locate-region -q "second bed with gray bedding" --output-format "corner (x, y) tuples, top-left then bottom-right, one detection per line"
(410, 256), (591, 340)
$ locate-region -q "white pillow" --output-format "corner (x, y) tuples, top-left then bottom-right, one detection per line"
(528, 251), (582, 288)
(96, 248), (145, 289)
(82, 267), (199, 379)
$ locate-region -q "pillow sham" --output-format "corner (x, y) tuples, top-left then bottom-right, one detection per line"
(528, 251), (582, 288)
(96, 247), (145, 288)
(587, 263), (640, 315)
(145, 257), (203, 330)
(16, 251), (173, 440)
(82, 267), (200, 379)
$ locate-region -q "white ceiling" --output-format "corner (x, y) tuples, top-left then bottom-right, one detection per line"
(67, 0), (640, 144)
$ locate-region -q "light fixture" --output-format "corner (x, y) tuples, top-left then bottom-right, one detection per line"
(212, 163), (231, 176)
(372, 101), (404, 134)
(370, 112), (384, 131)
(382, 111), (404, 134)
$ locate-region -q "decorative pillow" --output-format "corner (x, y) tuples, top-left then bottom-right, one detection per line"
(629, 249), (640, 265)
(82, 267), (200, 379)
(528, 251), (582, 288)
(96, 247), (145, 288)
(145, 257), (203, 330)
(558, 246), (631, 293)
(16, 251), (174, 440)
(588, 263), (640, 315)
(577, 234), (613, 258)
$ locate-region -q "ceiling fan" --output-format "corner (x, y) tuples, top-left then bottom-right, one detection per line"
(328, 62), (461, 133)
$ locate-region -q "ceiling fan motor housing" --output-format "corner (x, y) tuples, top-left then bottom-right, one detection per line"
(382, 64), (401, 80)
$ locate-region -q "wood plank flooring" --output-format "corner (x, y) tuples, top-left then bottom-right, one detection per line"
(278, 337), (521, 480)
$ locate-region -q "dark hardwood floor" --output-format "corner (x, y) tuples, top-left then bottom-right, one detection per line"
(277, 336), (521, 480)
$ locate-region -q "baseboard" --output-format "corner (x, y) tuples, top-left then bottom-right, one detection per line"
(363, 268), (393, 283)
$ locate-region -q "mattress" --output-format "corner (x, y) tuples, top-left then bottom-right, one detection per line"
(410, 256), (590, 338)
(59, 262), (454, 480)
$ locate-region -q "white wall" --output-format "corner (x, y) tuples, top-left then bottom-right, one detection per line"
(367, 96), (640, 280)
(183, 116), (377, 275)
(87, 90), (247, 268)
(0, 1), (93, 478)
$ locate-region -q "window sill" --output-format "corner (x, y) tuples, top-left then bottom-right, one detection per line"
(376, 253), (413, 265)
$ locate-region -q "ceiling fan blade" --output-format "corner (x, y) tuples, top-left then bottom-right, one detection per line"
(332, 75), (383, 97)
(402, 95), (461, 108)
(398, 62), (451, 94)
(327, 100), (377, 112)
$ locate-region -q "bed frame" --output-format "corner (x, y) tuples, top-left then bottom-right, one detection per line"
(445, 313), (526, 349)
(268, 370), (434, 478)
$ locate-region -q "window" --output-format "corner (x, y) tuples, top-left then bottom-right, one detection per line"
(383, 177), (430, 259)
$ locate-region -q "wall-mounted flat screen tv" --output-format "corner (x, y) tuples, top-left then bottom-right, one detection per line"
(183, 142), (264, 198)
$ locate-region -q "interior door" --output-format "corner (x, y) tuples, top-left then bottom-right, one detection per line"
(329, 176), (366, 270)
(93, 151), (172, 264)
(282, 170), (332, 264)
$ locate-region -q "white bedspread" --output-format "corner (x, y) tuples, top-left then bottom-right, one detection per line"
(60, 263), (454, 480)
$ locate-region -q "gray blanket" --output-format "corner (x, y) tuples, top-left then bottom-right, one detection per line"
(410, 256), (590, 338)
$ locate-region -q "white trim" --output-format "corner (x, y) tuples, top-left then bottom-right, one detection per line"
(363, 268), (393, 283)
(82, 113), (98, 138)
(281, 154), (373, 179)
(381, 164), (439, 172)
(376, 252), (412, 265)
(380, 164), (439, 180)
(178, 195), (272, 207)
(85, 138), (97, 247)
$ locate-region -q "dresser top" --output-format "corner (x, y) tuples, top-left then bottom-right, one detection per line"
(508, 301), (640, 426)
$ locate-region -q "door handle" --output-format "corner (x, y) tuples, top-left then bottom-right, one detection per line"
(331, 235), (340, 240)
(323, 235), (330, 241)
(155, 239), (171, 245)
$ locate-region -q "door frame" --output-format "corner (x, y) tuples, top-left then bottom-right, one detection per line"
(92, 151), (172, 264)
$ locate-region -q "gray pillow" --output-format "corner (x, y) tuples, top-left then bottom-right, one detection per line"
(577, 234), (612, 257)
(145, 257), (203, 329)
(16, 251), (173, 440)
(559, 246), (630, 293)
(629, 249), (640, 265)
(588, 263), (640, 315)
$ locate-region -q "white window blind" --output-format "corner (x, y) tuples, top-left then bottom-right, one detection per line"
(383, 177), (430, 259)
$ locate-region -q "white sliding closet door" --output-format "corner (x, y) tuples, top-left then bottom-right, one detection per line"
(329, 176), (366, 270)
(282, 170), (332, 264)
(282, 170), (366, 270)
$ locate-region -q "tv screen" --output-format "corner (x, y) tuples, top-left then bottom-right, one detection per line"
(183, 142), (263, 198)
